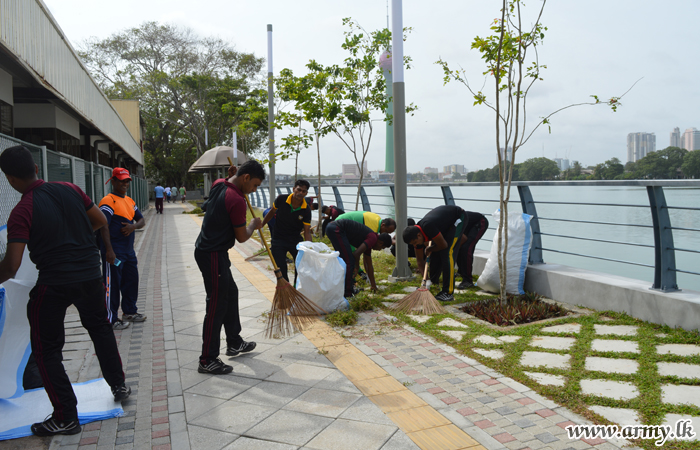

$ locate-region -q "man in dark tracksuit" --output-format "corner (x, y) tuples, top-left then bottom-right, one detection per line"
(98, 168), (147, 330)
(402, 205), (470, 302)
(0, 146), (129, 437)
(326, 219), (392, 298)
(262, 179), (312, 286)
(456, 212), (489, 288)
(194, 160), (264, 375)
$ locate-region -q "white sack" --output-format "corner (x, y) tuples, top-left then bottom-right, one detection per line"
(477, 211), (533, 295)
(295, 241), (349, 312)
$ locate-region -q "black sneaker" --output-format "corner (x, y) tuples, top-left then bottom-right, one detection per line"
(226, 341), (257, 356)
(435, 291), (454, 302)
(198, 358), (233, 374)
(111, 382), (131, 402)
(456, 281), (474, 290)
(31, 416), (81, 436)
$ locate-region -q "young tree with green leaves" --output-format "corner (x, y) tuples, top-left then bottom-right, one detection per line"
(436, 0), (629, 299)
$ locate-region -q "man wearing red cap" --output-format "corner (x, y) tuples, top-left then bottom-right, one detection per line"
(98, 167), (147, 329)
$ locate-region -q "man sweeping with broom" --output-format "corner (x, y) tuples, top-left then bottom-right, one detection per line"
(194, 160), (265, 375)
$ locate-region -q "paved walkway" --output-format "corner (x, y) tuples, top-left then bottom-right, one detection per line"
(1, 200), (640, 450)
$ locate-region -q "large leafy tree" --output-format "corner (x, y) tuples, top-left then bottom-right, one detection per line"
(79, 22), (267, 186)
(593, 157), (624, 180)
(634, 146), (687, 179)
(681, 149), (700, 179)
(519, 157), (560, 180)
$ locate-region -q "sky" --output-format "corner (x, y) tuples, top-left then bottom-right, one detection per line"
(43, 0), (700, 175)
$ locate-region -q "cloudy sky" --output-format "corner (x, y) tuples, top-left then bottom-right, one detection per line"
(43, 0), (699, 175)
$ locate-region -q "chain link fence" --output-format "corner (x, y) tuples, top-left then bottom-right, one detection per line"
(0, 133), (148, 258)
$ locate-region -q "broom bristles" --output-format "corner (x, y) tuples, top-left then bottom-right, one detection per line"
(391, 286), (446, 315)
(265, 278), (327, 339)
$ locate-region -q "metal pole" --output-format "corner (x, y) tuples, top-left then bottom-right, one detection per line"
(390, 0), (412, 280)
(267, 24), (276, 200)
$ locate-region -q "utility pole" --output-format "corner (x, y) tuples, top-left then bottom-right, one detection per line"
(267, 24), (276, 199)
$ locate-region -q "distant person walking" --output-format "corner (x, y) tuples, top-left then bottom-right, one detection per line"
(0, 146), (130, 437)
(180, 185), (186, 203)
(154, 183), (164, 214)
(171, 185), (178, 202)
(164, 186), (171, 203)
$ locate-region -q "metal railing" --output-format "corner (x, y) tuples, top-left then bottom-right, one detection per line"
(0, 134), (148, 257)
(249, 180), (700, 293)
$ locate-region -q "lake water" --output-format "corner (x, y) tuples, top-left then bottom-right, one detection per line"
(319, 184), (700, 292)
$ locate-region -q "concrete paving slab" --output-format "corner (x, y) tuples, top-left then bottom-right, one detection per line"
(657, 362), (700, 379)
(187, 424), (238, 450)
(378, 430), (421, 450)
(314, 369), (363, 394)
(266, 362), (336, 386)
(473, 348), (506, 359)
(661, 384), (700, 407)
(183, 392), (226, 422)
(189, 399), (278, 434)
(580, 379), (638, 400)
(305, 418), (397, 450)
(233, 380), (309, 408)
(591, 339), (639, 354)
(184, 373), (260, 399)
(245, 409), (334, 446)
(404, 287), (418, 293)
(338, 396), (397, 426)
(224, 436), (298, 449)
(585, 357), (639, 375)
(540, 323), (581, 334)
(498, 335), (522, 343)
(440, 330), (468, 341)
(521, 351), (570, 369)
(475, 335), (501, 345)
(284, 387), (362, 418)
(530, 336), (576, 350)
(657, 344), (700, 357)
(524, 371), (566, 387)
(661, 414), (700, 441)
(385, 294), (404, 300)
(593, 325), (638, 336)
(589, 406), (642, 426)
(436, 318), (468, 328)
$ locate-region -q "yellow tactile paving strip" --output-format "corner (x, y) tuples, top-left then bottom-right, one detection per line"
(186, 214), (484, 450)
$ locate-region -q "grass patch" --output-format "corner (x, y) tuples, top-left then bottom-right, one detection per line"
(325, 309), (358, 327)
(183, 207), (203, 215)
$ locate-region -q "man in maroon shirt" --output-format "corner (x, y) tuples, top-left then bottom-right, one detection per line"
(0, 146), (129, 436)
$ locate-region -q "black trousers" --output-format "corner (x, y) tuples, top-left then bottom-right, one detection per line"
(270, 239), (300, 286)
(27, 278), (125, 421)
(428, 212), (468, 294)
(457, 217), (489, 281)
(195, 248), (242, 363)
(155, 198), (163, 213)
(326, 222), (355, 297)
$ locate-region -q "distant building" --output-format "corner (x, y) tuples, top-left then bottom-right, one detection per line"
(341, 161), (369, 182)
(670, 127), (681, 148)
(370, 170), (394, 182)
(424, 167), (438, 174)
(443, 164), (466, 174)
(499, 147), (513, 163)
(627, 132), (656, 163)
(681, 128), (700, 151)
(554, 158), (570, 171)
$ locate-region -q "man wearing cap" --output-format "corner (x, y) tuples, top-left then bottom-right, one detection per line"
(98, 167), (147, 329)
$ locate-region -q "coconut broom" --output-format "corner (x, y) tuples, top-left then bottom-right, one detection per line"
(242, 192), (325, 338)
(391, 245), (446, 315)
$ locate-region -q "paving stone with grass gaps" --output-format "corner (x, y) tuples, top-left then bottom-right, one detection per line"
(580, 379), (638, 400)
(661, 414), (700, 441)
(585, 356), (639, 374)
(523, 371), (566, 387)
(440, 330), (468, 341)
(385, 294), (405, 300)
(403, 286), (417, 293)
(540, 323), (581, 334)
(593, 324), (638, 336)
(657, 344), (700, 357)
(662, 384), (700, 407)
(657, 362), (700, 379)
(408, 315), (431, 323)
(436, 318), (468, 328)
(589, 406), (642, 426)
(498, 335), (521, 343)
(474, 335), (501, 345)
(520, 351), (570, 369)
(530, 336), (576, 350)
(591, 339), (639, 354)
(473, 348), (505, 359)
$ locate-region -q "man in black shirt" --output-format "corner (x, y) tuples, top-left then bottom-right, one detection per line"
(194, 160), (264, 375)
(326, 219), (392, 298)
(262, 179), (312, 285)
(0, 146), (129, 437)
(402, 205), (469, 302)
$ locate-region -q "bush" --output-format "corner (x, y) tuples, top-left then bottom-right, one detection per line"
(461, 292), (568, 326)
(183, 207), (203, 215)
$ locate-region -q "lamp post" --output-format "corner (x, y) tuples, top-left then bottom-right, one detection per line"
(267, 24), (276, 199)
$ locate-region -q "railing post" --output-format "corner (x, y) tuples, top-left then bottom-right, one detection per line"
(647, 186), (679, 292)
(313, 186), (322, 209)
(331, 186), (344, 210)
(260, 187), (268, 209)
(286, 186), (292, 194)
(389, 184), (395, 200)
(441, 186), (455, 205)
(276, 186), (282, 196)
(517, 186), (544, 264)
(360, 186), (371, 211)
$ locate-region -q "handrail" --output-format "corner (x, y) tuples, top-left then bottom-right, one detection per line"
(248, 180), (700, 292)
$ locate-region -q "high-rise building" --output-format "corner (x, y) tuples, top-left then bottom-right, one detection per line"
(443, 164), (466, 174)
(424, 167), (438, 174)
(341, 161), (369, 181)
(681, 128), (700, 151)
(554, 158), (570, 171)
(499, 147), (512, 163)
(670, 127), (681, 148)
(627, 132), (656, 163)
